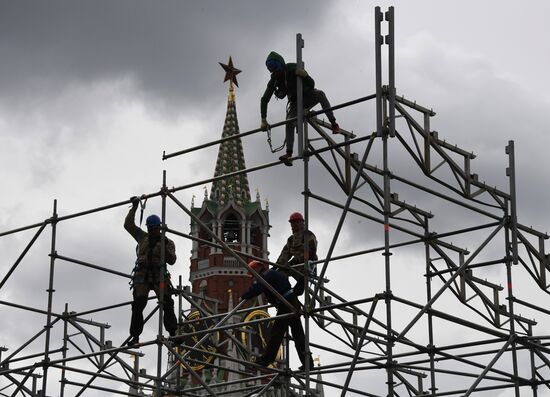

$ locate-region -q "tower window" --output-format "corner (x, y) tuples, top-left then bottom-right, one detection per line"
(223, 214), (240, 243)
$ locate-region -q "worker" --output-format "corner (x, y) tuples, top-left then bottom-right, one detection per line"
(276, 212), (318, 296)
(260, 51), (339, 166)
(241, 260), (314, 370)
(124, 196), (178, 346)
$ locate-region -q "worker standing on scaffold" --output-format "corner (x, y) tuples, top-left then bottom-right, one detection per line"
(124, 196), (178, 347)
(276, 211), (318, 296)
(241, 260), (314, 370)
(260, 51), (339, 166)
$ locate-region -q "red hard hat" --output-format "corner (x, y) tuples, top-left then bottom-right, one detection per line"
(247, 260), (266, 277)
(288, 212), (304, 222)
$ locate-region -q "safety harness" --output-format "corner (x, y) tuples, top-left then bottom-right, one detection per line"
(266, 124), (286, 153)
(129, 234), (170, 290)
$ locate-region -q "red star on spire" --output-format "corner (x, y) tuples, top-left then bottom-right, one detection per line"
(219, 56), (241, 87)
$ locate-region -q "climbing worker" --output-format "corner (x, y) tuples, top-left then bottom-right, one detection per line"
(260, 51), (340, 166)
(241, 260), (314, 370)
(276, 212), (318, 296)
(124, 196), (178, 347)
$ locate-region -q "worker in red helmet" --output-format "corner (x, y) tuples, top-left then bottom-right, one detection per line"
(124, 196), (178, 347)
(241, 260), (313, 370)
(276, 211), (318, 296)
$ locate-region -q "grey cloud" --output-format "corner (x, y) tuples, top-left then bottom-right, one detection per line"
(0, 1), (330, 112)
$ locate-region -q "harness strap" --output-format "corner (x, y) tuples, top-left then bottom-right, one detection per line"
(267, 125), (285, 153)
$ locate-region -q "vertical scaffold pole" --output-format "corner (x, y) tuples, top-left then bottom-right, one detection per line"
(528, 324), (539, 397)
(297, 31), (312, 392)
(424, 217), (437, 396)
(296, 33), (305, 157)
(176, 275), (183, 387)
(130, 354), (140, 395)
(506, 141), (519, 265)
(156, 170), (168, 395)
(344, 133), (351, 194)
(379, 6), (396, 394)
(41, 199), (58, 396)
(304, 119), (312, 387)
(375, 7), (383, 138)
(382, 107), (395, 396)
(424, 113), (431, 172)
(505, 141), (520, 396)
(386, 6), (396, 138)
(60, 303), (69, 397)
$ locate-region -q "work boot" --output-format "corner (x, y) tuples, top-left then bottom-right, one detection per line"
(330, 121), (340, 134)
(278, 152), (293, 167)
(127, 336), (140, 348)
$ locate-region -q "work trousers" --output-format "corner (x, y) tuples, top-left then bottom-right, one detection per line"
(261, 293), (313, 368)
(286, 89), (335, 154)
(130, 270), (177, 338)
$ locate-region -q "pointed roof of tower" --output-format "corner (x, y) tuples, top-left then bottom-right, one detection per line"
(210, 57), (251, 207)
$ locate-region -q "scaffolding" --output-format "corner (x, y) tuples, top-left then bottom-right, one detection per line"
(2, 6), (550, 397)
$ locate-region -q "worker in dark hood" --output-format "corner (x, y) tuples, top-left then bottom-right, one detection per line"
(124, 196), (178, 347)
(260, 51), (340, 166)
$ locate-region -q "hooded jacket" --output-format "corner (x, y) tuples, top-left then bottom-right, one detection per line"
(260, 51), (315, 118)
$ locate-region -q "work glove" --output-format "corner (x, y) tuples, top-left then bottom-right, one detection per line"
(295, 68), (308, 78)
(260, 118), (269, 131)
(130, 196), (140, 208)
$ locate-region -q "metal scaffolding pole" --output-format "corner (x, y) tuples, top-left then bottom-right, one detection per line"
(376, 6), (396, 394)
(40, 199), (58, 396)
(155, 170), (168, 396)
(424, 215), (438, 396)
(297, 33), (305, 158)
(59, 303), (69, 397)
(298, 32), (313, 393)
(505, 141), (521, 396)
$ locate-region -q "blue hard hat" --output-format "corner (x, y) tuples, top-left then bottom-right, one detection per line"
(146, 215), (161, 227)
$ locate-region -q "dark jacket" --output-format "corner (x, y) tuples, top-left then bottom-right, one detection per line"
(276, 229), (318, 267)
(124, 206), (176, 267)
(260, 51), (315, 118)
(241, 269), (293, 306)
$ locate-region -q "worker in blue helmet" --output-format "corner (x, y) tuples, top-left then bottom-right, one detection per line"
(124, 196), (178, 347)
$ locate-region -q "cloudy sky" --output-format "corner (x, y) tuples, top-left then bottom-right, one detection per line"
(1, 1), (550, 396)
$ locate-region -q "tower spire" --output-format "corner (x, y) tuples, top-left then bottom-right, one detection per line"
(211, 57), (250, 206)
(185, 56), (271, 394)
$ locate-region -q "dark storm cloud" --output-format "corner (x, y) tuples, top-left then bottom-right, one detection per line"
(0, 0), (329, 112)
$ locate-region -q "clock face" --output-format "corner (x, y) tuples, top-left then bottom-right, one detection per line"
(241, 309), (281, 363)
(176, 311), (218, 371)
